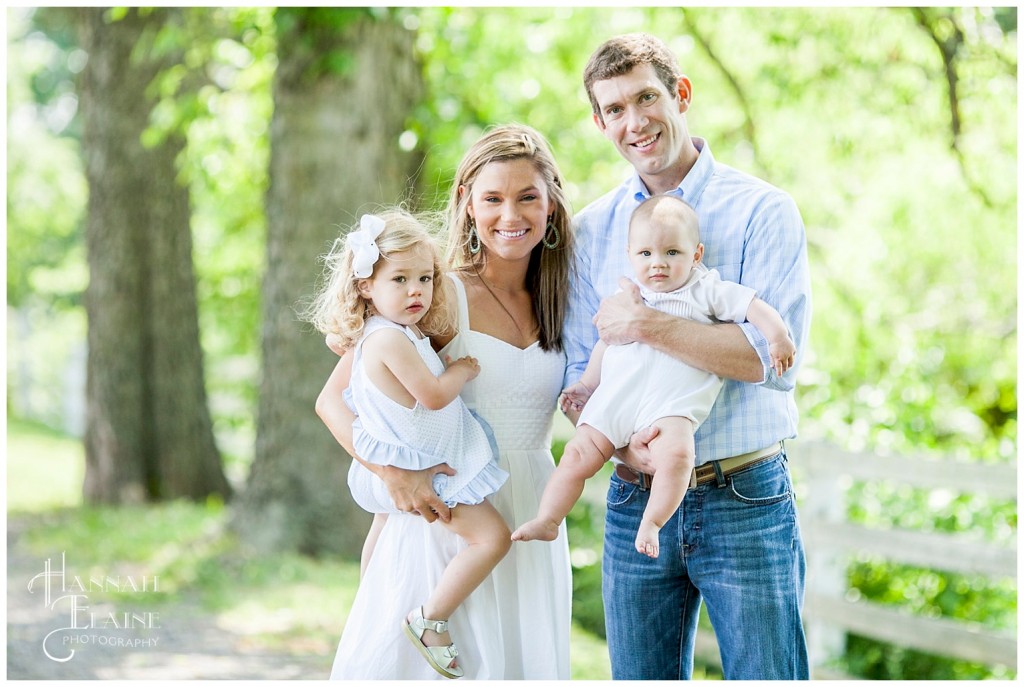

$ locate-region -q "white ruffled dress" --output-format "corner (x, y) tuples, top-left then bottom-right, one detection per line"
(345, 315), (507, 512)
(330, 276), (572, 679)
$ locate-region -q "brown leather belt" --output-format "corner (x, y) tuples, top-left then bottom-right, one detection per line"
(614, 442), (784, 490)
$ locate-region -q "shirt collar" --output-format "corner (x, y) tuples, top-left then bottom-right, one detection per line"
(628, 137), (716, 206)
(635, 263), (708, 303)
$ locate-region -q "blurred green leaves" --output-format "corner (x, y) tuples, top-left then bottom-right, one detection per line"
(6, 7), (1016, 677)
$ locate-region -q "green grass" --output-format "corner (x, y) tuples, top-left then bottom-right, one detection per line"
(7, 416), (85, 511)
(7, 417), (612, 677)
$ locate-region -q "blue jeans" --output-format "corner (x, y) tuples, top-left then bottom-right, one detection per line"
(602, 450), (809, 680)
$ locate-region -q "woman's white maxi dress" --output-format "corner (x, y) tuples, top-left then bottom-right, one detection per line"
(330, 275), (572, 680)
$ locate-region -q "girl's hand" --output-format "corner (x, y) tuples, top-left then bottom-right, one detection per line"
(444, 355), (481, 381)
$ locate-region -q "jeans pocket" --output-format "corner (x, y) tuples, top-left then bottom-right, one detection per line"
(606, 474), (640, 509)
(727, 455), (792, 506)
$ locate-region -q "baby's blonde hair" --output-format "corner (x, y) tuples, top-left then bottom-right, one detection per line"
(305, 208), (456, 349)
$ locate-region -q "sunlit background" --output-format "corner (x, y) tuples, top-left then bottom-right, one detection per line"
(6, 6), (1016, 680)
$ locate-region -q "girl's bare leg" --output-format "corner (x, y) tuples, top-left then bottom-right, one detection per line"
(511, 424), (615, 542)
(409, 501), (511, 668)
(637, 416), (695, 558)
(360, 513), (388, 578)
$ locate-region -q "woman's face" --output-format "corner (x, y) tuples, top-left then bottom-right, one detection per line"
(465, 158), (551, 266)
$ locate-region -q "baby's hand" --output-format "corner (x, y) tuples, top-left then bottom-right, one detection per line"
(559, 381), (594, 414)
(768, 338), (797, 377)
(445, 354), (481, 381)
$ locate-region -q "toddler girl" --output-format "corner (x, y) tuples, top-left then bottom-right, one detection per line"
(307, 209), (511, 679)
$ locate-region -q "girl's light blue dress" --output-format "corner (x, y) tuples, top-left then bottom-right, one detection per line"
(345, 315), (506, 511)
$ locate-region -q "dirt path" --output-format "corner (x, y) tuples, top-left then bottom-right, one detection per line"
(6, 520), (333, 679)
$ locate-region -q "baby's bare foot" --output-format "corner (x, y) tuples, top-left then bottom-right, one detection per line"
(635, 520), (661, 558)
(511, 518), (559, 542)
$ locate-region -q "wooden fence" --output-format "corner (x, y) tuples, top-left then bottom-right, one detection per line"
(692, 440), (1017, 678)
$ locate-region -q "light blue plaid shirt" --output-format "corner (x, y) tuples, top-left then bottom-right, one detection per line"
(565, 138), (811, 463)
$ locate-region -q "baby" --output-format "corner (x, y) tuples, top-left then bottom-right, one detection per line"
(512, 195), (796, 557)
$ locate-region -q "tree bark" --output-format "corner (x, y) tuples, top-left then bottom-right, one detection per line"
(77, 7), (230, 503)
(231, 8), (425, 556)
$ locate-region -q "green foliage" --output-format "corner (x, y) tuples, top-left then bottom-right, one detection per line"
(844, 634), (1015, 680)
(7, 7), (1017, 679)
(136, 7), (278, 472)
(6, 8), (87, 309)
(6, 417), (85, 511)
(848, 481), (1016, 543)
(274, 7), (379, 82)
(848, 558), (1016, 630)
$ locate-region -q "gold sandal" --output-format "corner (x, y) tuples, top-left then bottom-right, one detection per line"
(402, 606), (464, 679)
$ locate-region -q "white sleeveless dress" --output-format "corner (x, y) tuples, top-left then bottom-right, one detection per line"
(345, 315), (506, 511)
(330, 274), (572, 680)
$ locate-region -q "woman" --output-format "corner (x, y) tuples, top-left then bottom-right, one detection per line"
(318, 124), (575, 679)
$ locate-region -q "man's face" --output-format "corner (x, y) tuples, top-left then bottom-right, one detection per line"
(591, 64), (691, 194)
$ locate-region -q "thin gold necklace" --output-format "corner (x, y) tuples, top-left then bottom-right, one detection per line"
(473, 268), (533, 340)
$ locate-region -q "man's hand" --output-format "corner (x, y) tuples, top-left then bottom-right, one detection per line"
(615, 425), (660, 474)
(593, 277), (647, 346)
(380, 464), (456, 523)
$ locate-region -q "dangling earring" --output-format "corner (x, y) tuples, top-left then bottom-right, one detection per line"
(468, 218), (481, 255)
(542, 217), (560, 249)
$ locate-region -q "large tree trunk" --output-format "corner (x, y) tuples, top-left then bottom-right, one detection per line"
(77, 7), (230, 503)
(231, 8), (424, 556)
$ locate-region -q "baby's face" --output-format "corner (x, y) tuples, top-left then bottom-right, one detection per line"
(627, 219), (702, 293)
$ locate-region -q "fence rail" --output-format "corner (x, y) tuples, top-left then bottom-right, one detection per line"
(797, 440), (1015, 677)
(691, 440), (1017, 678)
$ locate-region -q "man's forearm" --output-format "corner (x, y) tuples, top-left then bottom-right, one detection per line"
(635, 309), (763, 383)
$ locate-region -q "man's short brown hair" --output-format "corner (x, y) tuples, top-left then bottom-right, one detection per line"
(584, 33), (683, 120)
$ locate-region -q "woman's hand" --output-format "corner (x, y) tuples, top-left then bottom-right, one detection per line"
(380, 464), (456, 523)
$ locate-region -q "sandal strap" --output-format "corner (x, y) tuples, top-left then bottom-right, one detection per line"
(422, 617), (449, 634)
(411, 606), (449, 635)
(430, 643), (458, 660)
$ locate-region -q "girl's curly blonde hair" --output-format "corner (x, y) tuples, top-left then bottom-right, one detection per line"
(304, 208), (456, 350)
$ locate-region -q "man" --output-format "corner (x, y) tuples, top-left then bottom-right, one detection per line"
(564, 33), (811, 680)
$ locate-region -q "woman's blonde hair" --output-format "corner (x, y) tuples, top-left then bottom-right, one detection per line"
(305, 208), (456, 349)
(444, 123), (574, 353)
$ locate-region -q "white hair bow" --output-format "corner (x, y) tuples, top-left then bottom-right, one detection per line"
(347, 214), (386, 278)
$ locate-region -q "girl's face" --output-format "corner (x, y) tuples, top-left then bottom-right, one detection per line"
(357, 243), (436, 327)
(627, 219), (703, 293)
(465, 158), (551, 266)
